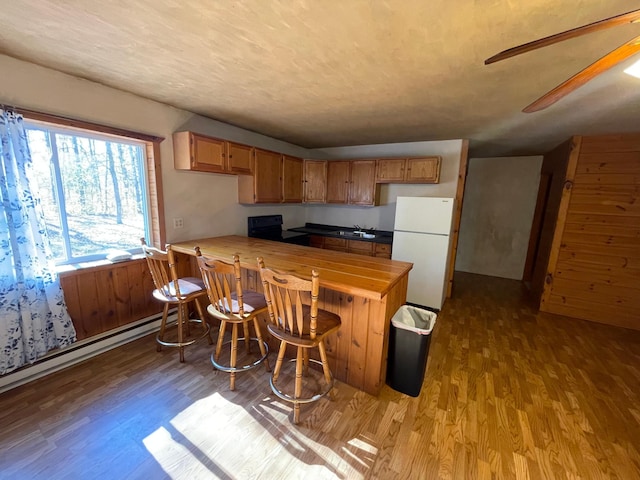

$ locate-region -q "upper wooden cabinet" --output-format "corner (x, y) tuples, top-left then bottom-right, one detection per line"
(173, 131), (254, 175)
(376, 156), (441, 183)
(303, 160), (327, 203)
(327, 160), (379, 206)
(282, 155), (303, 203)
(226, 141), (253, 175)
(238, 150), (304, 204)
(350, 160), (378, 205)
(253, 149), (283, 203)
(326, 161), (351, 204)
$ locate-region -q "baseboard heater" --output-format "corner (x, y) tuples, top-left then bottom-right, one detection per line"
(0, 310), (175, 394)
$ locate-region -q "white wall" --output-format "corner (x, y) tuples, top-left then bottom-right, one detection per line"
(0, 54), (466, 239)
(308, 140), (463, 230)
(0, 54), (311, 242)
(455, 156), (542, 279)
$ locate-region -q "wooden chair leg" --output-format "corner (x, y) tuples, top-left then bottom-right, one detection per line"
(215, 321), (227, 363)
(318, 341), (335, 400)
(177, 304), (186, 363)
(182, 303), (192, 337)
(253, 318), (271, 372)
(272, 340), (287, 383)
(294, 346), (303, 424)
(242, 321), (251, 353)
(157, 303), (169, 352)
(302, 349), (309, 375)
(194, 298), (213, 345)
(230, 323), (238, 391)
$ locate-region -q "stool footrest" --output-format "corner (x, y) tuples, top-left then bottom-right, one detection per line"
(156, 318), (211, 348)
(211, 337), (269, 373)
(270, 358), (334, 405)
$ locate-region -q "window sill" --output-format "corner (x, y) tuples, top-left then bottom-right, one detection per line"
(56, 254), (146, 277)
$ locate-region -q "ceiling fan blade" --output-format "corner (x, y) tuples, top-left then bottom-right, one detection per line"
(523, 34), (640, 113)
(485, 8), (640, 64)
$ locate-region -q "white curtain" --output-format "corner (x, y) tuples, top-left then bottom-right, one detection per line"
(0, 109), (76, 375)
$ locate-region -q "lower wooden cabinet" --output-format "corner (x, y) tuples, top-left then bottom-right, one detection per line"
(309, 235), (391, 258)
(323, 237), (348, 252)
(348, 239), (374, 255)
(374, 243), (392, 259)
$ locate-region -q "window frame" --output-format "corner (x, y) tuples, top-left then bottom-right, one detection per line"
(19, 108), (166, 264)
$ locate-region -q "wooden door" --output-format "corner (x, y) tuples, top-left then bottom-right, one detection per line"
(326, 161), (350, 204)
(254, 149), (282, 203)
(304, 160), (327, 203)
(349, 160), (377, 205)
(375, 158), (406, 183)
(226, 142), (253, 175)
(191, 134), (226, 173)
(405, 157), (441, 183)
(282, 155), (303, 203)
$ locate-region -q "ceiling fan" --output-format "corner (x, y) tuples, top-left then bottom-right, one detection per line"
(485, 8), (640, 113)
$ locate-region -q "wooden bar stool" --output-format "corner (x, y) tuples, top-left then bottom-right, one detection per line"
(141, 239), (211, 362)
(257, 257), (341, 424)
(195, 248), (270, 390)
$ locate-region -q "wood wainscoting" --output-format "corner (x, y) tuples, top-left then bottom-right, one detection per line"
(59, 258), (162, 341)
(533, 133), (640, 330)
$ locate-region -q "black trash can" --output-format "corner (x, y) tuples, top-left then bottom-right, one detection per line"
(386, 305), (436, 397)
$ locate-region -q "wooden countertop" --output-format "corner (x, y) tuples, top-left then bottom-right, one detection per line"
(171, 236), (412, 300)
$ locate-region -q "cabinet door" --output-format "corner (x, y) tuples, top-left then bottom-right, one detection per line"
(375, 158), (406, 183)
(254, 149), (283, 203)
(226, 142), (253, 175)
(309, 235), (325, 249)
(405, 157), (441, 183)
(326, 161), (350, 204)
(304, 160), (327, 203)
(282, 155), (303, 203)
(349, 160), (377, 205)
(374, 243), (392, 259)
(192, 134), (226, 172)
(323, 237), (348, 252)
(348, 239), (374, 256)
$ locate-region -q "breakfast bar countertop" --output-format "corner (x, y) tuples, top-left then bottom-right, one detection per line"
(171, 235), (412, 395)
(171, 235), (411, 301)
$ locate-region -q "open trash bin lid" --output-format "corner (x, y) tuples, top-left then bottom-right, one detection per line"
(391, 305), (436, 335)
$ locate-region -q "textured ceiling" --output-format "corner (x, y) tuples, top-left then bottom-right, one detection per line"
(0, 0), (639, 157)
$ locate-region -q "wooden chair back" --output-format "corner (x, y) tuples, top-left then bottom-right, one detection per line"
(257, 257), (319, 340)
(140, 238), (182, 299)
(195, 247), (245, 316)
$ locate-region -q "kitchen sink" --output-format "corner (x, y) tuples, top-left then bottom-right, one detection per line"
(333, 230), (376, 239)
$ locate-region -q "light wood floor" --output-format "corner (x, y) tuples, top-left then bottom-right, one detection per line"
(1, 272), (639, 479)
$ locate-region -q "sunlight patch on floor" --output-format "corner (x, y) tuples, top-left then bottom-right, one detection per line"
(142, 392), (371, 479)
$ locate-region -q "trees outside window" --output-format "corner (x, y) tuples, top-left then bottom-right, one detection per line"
(26, 123), (149, 264)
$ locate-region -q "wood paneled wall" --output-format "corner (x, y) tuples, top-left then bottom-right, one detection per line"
(539, 133), (640, 330)
(59, 258), (161, 340)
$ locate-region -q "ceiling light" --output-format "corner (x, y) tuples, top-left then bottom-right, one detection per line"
(624, 58), (640, 78)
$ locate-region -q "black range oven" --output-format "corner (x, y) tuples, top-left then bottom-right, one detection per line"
(247, 215), (309, 246)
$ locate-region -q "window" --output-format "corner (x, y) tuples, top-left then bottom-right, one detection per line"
(24, 120), (157, 265)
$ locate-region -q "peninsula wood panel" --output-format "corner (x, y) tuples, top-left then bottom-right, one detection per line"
(59, 259), (161, 340)
(540, 133), (640, 330)
(172, 236), (411, 394)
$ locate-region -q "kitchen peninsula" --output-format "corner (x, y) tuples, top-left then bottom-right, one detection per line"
(171, 236), (412, 395)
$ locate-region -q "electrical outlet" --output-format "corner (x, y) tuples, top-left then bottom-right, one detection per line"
(173, 217), (184, 229)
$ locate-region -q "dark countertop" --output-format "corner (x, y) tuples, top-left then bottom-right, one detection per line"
(288, 223), (393, 244)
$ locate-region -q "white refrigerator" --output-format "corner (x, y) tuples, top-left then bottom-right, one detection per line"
(392, 197), (455, 310)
